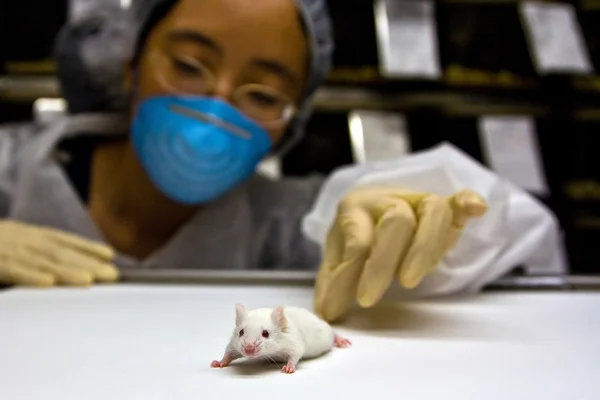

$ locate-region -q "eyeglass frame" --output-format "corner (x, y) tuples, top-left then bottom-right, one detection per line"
(148, 51), (299, 129)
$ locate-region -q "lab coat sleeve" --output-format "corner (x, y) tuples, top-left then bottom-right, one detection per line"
(247, 174), (325, 270)
(0, 122), (40, 217)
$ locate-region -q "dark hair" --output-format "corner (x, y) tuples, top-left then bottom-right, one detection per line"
(132, 0), (178, 66)
(54, 6), (133, 114)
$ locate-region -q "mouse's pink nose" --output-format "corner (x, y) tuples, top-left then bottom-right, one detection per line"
(243, 344), (257, 354)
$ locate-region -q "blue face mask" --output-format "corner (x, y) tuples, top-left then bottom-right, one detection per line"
(131, 95), (273, 205)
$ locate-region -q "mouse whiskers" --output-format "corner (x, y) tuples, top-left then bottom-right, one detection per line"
(262, 355), (280, 368)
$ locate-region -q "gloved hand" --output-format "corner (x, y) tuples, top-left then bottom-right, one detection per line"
(314, 188), (488, 322)
(0, 220), (119, 287)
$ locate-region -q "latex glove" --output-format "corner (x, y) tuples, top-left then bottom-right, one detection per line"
(0, 220), (119, 287)
(314, 188), (488, 322)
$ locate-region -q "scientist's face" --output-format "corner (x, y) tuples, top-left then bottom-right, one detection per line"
(130, 0), (309, 143)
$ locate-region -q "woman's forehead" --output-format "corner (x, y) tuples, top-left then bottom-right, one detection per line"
(155, 0), (308, 73)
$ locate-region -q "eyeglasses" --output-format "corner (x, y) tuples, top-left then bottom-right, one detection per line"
(151, 52), (297, 126)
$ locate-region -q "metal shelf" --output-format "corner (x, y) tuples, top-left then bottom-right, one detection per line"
(0, 75), (546, 113)
(0, 76), (61, 102)
(115, 269), (600, 291)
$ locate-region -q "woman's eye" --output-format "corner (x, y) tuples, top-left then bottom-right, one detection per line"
(262, 330), (269, 338)
(172, 59), (202, 76)
(249, 92), (278, 107)
(239, 329), (244, 336)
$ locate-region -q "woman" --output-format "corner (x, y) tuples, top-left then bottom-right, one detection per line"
(0, 0), (487, 322)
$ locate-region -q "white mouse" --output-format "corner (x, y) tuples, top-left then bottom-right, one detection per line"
(211, 303), (351, 374)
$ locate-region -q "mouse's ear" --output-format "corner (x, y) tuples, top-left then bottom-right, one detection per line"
(235, 303), (247, 325)
(271, 306), (287, 329)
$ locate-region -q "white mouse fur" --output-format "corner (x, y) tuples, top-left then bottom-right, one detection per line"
(211, 303), (351, 373)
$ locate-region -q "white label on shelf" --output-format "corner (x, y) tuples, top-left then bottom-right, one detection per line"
(520, 1), (593, 74)
(348, 110), (411, 163)
(478, 115), (549, 195)
(33, 98), (68, 125)
(256, 156), (282, 180)
(374, 0), (441, 79)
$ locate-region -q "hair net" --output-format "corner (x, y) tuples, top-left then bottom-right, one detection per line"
(54, 0), (334, 153)
(55, 3), (133, 113)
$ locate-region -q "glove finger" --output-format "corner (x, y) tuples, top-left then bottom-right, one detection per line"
(15, 248), (93, 286)
(398, 194), (453, 288)
(40, 262), (94, 286)
(443, 190), (489, 253)
(0, 267), (55, 287)
(356, 198), (416, 308)
(315, 203), (374, 322)
(340, 187), (429, 215)
(314, 216), (344, 317)
(52, 246), (120, 282)
(23, 237), (119, 284)
(40, 226), (115, 261)
(0, 256), (55, 287)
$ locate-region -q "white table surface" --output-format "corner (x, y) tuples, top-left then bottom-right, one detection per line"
(1, 284), (599, 400)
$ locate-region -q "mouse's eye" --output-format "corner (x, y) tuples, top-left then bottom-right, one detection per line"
(239, 329), (244, 336)
(262, 330), (269, 338)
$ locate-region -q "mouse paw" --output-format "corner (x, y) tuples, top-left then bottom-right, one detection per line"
(333, 333), (352, 348)
(211, 360), (227, 368)
(281, 363), (296, 374)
